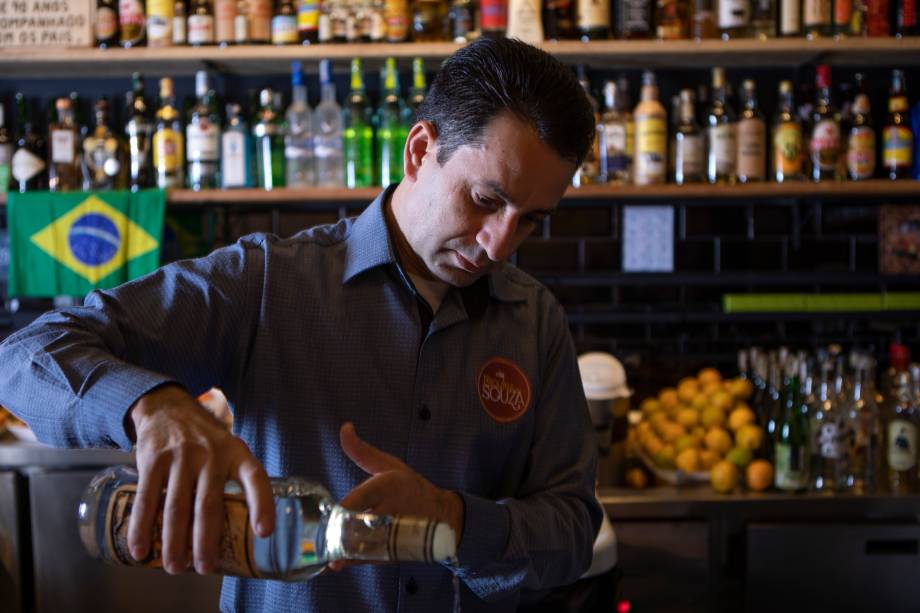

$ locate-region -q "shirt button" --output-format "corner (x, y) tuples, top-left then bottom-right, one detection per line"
(418, 405), (431, 421)
(405, 576), (418, 595)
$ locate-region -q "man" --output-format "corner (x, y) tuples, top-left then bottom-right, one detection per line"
(0, 38), (601, 612)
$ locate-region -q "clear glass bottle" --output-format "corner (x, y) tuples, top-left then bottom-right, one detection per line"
(343, 58), (375, 189)
(313, 59), (344, 188)
(633, 70), (667, 186)
(775, 357), (810, 492)
(125, 72), (153, 191)
(376, 57), (409, 187)
(253, 88), (286, 190)
(808, 358), (849, 491)
(599, 80), (632, 184)
(843, 356), (881, 493)
(763, 352), (783, 464)
(706, 67), (736, 185)
(886, 371), (919, 494)
(12, 93), (47, 193)
(186, 70), (221, 191)
(82, 98), (127, 191)
(809, 64), (843, 182)
(736, 79), (765, 183)
(48, 97), (82, 192)
(672, 88), (704, 185)
(222, 103), (254, 188)
(285, 61), (316, 188)
(772, 80), (804, 182)
(79, 465), (455, 580)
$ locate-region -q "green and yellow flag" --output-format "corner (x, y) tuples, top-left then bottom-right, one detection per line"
(7, 190), (165, 297)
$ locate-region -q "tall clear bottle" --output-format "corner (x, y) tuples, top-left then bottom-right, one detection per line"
(79, 465), (455, 580)
(736, 79), (765, 183)
(671, 88), (704, 185)
(886, 371), (919, 494)
(633, 70), (667, 186)
(222, 103), (253, 188)
(126, 73), (153, 191)
(808, 358), (849, 491)
(706, 67), (736, 185)
(48, 98), (82, 192)
(599, 80), (632, 184)
(843, 356), (881, 493)
(82, 98), (127, 191)
(772, 80), (804, 182)
(186, 70), (221, 190)
(153, 77), (185, 189)
(285, 61), (316, 187)
(253, 88), (286, 190)
(809, 65), (842, 182)
(376, 58), (409, 188)
(313, 59), (344, 188)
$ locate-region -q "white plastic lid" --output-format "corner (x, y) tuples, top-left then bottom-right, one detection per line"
(432, 522), (457, 562)
(577, 352), (632, 400)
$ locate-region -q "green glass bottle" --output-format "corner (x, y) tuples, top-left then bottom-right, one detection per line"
(253, 88), (286, 190)
(406, 57), (427, 122)
(343, 57), (375, 189)
(376, 58), (409, 187)
(774, 357), (810, 492)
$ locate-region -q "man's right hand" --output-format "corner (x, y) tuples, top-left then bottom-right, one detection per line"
(126, 384), (275, 575)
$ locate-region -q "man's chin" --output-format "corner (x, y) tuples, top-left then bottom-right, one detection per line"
(438, 266), (485, 288)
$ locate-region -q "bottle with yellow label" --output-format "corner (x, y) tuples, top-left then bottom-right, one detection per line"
(147, 0), (175, 46)
(772, 80), (803, 182)
(153, 77), (185, 189)
(847, 92), (875, 181)
(883, 69), (913, 180)
(633, 70), (667, 185)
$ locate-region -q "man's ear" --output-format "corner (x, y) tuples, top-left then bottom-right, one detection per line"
(403, 120), (438, 182)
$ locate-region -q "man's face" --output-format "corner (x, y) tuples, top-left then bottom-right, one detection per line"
(394, 112), (576, 287)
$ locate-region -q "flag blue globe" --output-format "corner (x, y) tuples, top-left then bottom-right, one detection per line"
(69, 213), (121, 267)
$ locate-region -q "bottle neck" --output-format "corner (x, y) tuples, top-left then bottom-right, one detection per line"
(293, 84), (308, 106)
(321, 82), (337, 103)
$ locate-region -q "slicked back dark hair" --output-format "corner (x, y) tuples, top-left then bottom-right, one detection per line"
(416, 37), (596, 168)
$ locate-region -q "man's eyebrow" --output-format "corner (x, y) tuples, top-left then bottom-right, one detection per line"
(482, 181), (555, 216)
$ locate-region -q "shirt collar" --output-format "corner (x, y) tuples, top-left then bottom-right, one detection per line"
(342, 187), (528, 305)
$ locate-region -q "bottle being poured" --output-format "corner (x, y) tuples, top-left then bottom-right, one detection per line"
(78, 465), (456, 580)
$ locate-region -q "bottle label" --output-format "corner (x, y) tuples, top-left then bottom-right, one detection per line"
(51, 129), (76, 164)
(187, 121), (220, 162)
(675, 133), (704, 177)
(11, 148), (45, 183)
(635, 116), (666, 183)
(215, 0), (238, 41)
(883, 125), (913, 169)
(847, 126), (876, 179)
(147, 0), (175, 43)
(154, 129), (184, 172)
(775, 442), (808, 489)
(577, 0), (609, 28)
(803, 0), (830, 26)
(889, 96), (908, 113)
(888, 419), (917, 471)
(710, 123), (737, 175)
(272, 15), (299, 43)
(222, 132), (247, 188)
(84, 136), (122, 180)
(834, 0), (852, 26)
(780, 0), (800, 33)
(719, 0), (750, 28)
(810, 119), (840, 171)
(188, 14), (216, 44)
(621, 0), (651, 32)
(774, 122), (803, 176)
(384, 0), (409, 39)
(95, 6), (119, 40)
(816, 420), (845, 460)
(105, 484), (259, 577)
(737, 117), (766, 180)
(507, 0), (543, 42)
(901, 0), (917, 27)
(249, 0), (273, 40)
(298, 0), (320, 31)
(480, 0), (509, 30)
(603, 122), (630, 174)
(173, 14), (188, 43)
(119, 0), (147, 43)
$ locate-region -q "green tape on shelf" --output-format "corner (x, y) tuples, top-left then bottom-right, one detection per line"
(805, 294), (884, 312)
(722, 294), (806, 313)
(883, 292), (920, 310)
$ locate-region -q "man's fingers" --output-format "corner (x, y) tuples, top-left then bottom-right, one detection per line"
(192, 462), (224, 574)
(161, 459), (194, 574)
(128, 456), (169, 561)
(233, 454), (275, 537)
(339, 473), (389, 512)
(340, 422), (405, 476)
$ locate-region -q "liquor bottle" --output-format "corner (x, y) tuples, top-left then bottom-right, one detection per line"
(750, 0), (775, 35)
(119, 0), (147, 47)
(299, 0), (321, 41)
(153, 77), (185, 189)
(313, 60), (344, 188)
(779, 0), (800, 34)
(543, 0), (576, 40)
(253, 88), (286, 190)
(249, 0), (273, 41)
(762, 353), (783, 463)
(186, 71), (221, 191)
(173, 0), (188, 43)
(656, 0), (689, 38)
(188, 0), (216, 44)
(736, 79), (765, 184)
(577, 0), (611, 39)
(285, 61), (315, 188)
(843, 356), (881, 493)
(448, 0), (475, 41)
(633, 71), (667, 186)
(775, 358), (810, 492)
(507, 0), (544, 42)
(376, 58), (408, 188)
(148, 0), (175, 45)
(215, 0), (237, 44)
(479, 0), (509, 35)
(343, 58), (375, 189)
(772, 80), (803, 182)
(886, 371), (918, 494)
(692, 0), (718, 36)
(48, 98), (82, 192)
(221, 103), (253, 188)
(11, 94), (46, 193)
(0, 104), (11, 192)
(599, 80), (632, 184)
(802, 0), (831, 36)
(406, 58), (427, 122)
(272, 0), (299, 42)
(809, 65), (842, 182)
(412, 0), (450, 40)
(573, 67), (601, 188)
(95, 0), (120, 47)
(719, 0), (751, 38)
(616, 0), (653, 37)
(833, 0), (853, 34)
(125, 73), (152, 191)
(79, 465), (455, 580)
(883, 70), (914, 180)
(808, 358), (849, 491)
(671, 89), (704, 185)
(706, 67), (736, 185)
(82, 98), (127, 191)
(896, 0), (919, 35)
(846, 89), (875, 181)
(384, 0), (411, 40)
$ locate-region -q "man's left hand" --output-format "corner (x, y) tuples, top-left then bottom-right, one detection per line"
(330, 422), (464, 571)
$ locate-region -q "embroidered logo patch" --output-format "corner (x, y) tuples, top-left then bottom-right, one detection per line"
(477, 357), (532, 423)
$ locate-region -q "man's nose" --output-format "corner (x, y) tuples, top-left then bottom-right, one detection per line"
(477, 214), (520, 263)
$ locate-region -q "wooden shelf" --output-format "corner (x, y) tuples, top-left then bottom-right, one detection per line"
(1, 179), (916, 207)
(1, 37), (919, 76)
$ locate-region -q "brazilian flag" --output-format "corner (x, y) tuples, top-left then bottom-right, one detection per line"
(6, 190), (166, 297)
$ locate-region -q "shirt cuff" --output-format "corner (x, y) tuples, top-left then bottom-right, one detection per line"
(455, 491), (510, 572)
(79, 360), (178, 451)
